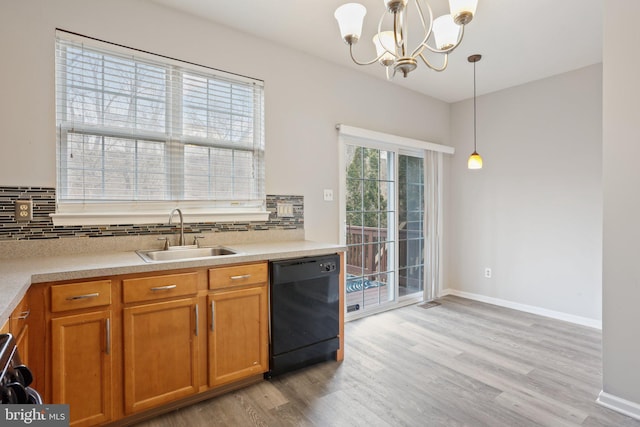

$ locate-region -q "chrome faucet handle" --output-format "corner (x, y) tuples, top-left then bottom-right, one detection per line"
(193, 235), (205, 247)
(157, 237), (170, 250)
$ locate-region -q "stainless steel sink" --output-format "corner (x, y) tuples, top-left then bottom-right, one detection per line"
(136, 246), (238, 263)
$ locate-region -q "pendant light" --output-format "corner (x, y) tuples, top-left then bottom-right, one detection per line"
(467, 54), (483, 169)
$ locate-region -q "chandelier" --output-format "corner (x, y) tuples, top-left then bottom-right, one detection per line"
(334, 0), (478, 78)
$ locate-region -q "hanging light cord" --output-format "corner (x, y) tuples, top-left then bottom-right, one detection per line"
(473, 59), (477, 153)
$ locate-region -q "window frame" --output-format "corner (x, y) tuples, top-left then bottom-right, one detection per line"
(52, 31), (267, 226)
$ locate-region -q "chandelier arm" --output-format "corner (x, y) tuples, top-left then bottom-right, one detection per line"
(378, 13), (397, 58)
(418, 52), (449, 72)
(349, 43), (386, 66)
(410, 0), (434, 58)
(421, 24), (465, 55)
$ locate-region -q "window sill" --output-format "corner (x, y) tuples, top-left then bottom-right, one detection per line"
(50, 207), (270, 226)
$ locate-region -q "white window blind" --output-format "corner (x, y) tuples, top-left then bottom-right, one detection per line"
(54, 31), (266, 225)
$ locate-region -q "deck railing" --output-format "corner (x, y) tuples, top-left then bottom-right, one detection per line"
(346, 225), (424, 286)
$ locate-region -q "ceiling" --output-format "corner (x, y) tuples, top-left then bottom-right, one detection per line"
(148, 0), (603, 103)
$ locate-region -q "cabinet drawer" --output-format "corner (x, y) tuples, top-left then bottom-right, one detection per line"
(10, 295), (30, 334)
(51, 280), (112, 313)
(123, 272), (198, 304)
(209, 262), (267, 290)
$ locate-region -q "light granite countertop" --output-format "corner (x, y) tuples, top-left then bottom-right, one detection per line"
(0, 239), (344, 323)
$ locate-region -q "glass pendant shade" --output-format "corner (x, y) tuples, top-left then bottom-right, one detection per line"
(335, 3), (367, 43)
(432, 15), (460, 50)
(373, 31), (395, 64)
(468, 151), (483, 169)
(448, 0), (478, 24)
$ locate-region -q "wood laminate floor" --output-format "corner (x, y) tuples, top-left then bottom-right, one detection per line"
(136, 295), (640, 427)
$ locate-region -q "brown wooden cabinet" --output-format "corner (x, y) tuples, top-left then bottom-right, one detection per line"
(52, 310), (113, 427)
(31, 257), (336, 426)
(122, 273), (200, 415)
(49, 280), (113, 427)
(208, 263), (269, 387)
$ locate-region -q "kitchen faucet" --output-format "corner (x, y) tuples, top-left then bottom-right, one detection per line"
(168, 208), (185, 246)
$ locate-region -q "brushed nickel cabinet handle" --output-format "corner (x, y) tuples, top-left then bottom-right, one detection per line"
(67, 292), (99, 301)
(230, 274), (251, 280)
(105, 318), (111, 355)
(16, 310), (30, 320)
(150, 284), (177, 291)
(211, 301), (215, 332)
(195, 304), (199, 337)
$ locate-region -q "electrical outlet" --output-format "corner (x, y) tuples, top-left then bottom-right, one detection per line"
(484, 267), (492, 279)
(15, 200), (33, 222)
(323, 189), (334, 202)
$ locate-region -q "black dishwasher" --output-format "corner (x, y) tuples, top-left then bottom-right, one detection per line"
(268, 254), (340, 377)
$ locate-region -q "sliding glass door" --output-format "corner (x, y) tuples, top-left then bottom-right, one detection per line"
(398, 154), (425, 298)
(344, 143), (425, 318)
(345, 146), (395, 314)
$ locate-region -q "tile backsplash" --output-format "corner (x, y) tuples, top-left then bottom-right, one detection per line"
(0, 187), (303, 241)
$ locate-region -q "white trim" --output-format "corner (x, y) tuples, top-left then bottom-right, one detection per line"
(440, 288), (602, 329)
(336, 124), (455, 155)
(338, 132), (346, 246)
(51, 210), (270, 226)
(597, 391), (640, 420)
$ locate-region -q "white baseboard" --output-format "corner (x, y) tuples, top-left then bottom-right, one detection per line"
(440, 288), (602, 329)
(597, 390), (640, 420)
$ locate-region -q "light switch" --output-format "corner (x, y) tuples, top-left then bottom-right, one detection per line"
(323, 189), (334, 202)
(277, 203), (294, 217)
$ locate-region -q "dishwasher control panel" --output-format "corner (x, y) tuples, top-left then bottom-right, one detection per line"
(319, 261), (337, 273)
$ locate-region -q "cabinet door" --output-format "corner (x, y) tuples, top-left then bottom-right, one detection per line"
(15, 324), (29, 367)
(208, 284), (268, 386)
(123, 297), (199, 414)
(11, 294), (31, 367)
(52, 310), (112, 427)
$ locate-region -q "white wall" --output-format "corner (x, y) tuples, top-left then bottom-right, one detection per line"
(0, 0), (449, 244)
(601, 0), (640, 410)
(446, 64), (603, 323)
